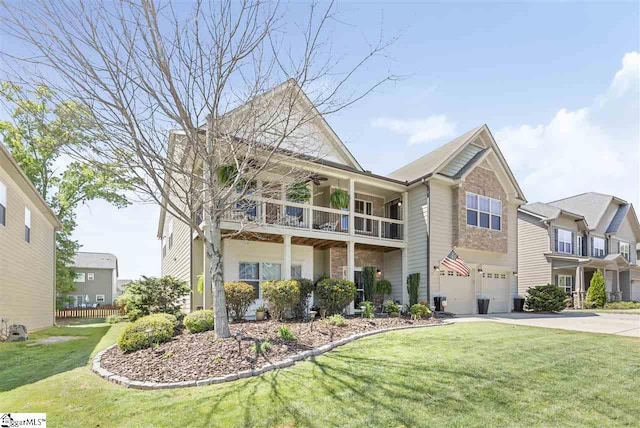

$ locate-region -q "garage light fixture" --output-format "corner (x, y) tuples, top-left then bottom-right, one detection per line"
(477, 267), (483, 273)
(433, 265), (440, 271)
(513, 272), (518, 277)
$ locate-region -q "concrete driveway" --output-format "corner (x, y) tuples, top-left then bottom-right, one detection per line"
(453, 312), (640, 338)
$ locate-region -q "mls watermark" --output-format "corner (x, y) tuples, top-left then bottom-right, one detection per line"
(0, 414), (46, 427)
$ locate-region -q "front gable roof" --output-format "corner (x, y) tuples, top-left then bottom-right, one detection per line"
(549, 192), (634, 233)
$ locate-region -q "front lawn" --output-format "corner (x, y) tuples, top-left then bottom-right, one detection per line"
(1, 322), (639, 427)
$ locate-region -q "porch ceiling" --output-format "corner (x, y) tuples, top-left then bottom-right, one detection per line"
(224, 230), (400, 251)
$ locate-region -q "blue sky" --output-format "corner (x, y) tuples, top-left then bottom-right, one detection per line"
(1, 1), (638, 279)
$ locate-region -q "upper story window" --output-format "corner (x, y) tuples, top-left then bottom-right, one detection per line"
(0, 181), (6, 226)
(162, 237), (167, 258)
(75, 272), (86, 283)
(619, 242), (630, 261)
(592, 237), (605, 258)
(168, 219), (174, 249)
(556, 229), (573, 254)
(24, 208), (31, 243)
(466, 192), (501, 231)
(87, 273), (95, 281)
(577, 235), (584, 256)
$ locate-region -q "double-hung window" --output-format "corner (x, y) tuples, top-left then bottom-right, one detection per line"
(466, 192), (501, 231)
(557, 229), (572, 254)
(291, 264), (302, 279)
(239, 262), (261, 298)
(592, 237), (605, 257)
(24, 208), (31, 243)
(0, 181), (6, 226)
(168, 219), (174, 249)
(577, 235), (584, 256)
(558, 275), (573, 295)
(75, 272), (86, 283)
(619, 242), (630, 261)
(355, 199), (373, 234)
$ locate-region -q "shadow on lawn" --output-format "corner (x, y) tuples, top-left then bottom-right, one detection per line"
(0, 324), (111, 391)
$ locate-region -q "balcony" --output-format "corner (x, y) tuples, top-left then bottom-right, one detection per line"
(220, 195), (404, 241)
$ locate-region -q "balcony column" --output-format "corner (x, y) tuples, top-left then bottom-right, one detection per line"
(347, 241), (355, 314)
(348, 178), (355, 236)
(402, 191), (408, 240)
(283, 235), (292, 280)
(401, 248), (408, 305)
(574, 266), (584, 308)
(616, 269), (621, 301)
(308, 183), (313, 230)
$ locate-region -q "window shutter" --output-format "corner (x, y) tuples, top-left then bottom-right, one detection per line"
(554, 228), (559, 252)
(582, 236), (587, 256)
(572, 232), (576, 255)
(554, 275), (558, 286)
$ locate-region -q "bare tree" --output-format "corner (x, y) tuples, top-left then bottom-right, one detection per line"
(0, 0), (397, 337)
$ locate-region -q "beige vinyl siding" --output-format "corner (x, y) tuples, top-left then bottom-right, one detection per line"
(611, 212), (638, 264)
(160, 215), (192, 311)
(517, 212), (552, 294)
(406, 184), (429, 301)
(383, 249), (403, 302)
(0, 166), (56, 331)
(428, 179), (454, 299)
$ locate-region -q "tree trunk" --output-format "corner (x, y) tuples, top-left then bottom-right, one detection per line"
(206, 212), (230, 338)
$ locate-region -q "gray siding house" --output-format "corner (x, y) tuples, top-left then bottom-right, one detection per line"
(518, 192), (640, 305)
(66, 252), (119, 307)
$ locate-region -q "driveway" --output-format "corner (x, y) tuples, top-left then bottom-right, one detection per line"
(453, 312), (640, 338)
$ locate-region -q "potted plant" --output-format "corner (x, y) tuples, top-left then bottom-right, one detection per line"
(329, 188), (349, 209)
(255, 305), (267, 321)
(217, 164), (238, 185)
(286, 181), (311, 202)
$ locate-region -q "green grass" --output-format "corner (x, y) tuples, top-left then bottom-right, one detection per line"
(1, 322), (639, 427)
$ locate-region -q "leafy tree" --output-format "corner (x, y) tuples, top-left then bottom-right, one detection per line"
(122, 276), (191, 321)
(0, 83), (130, 302)
(586, 269), (607, 308)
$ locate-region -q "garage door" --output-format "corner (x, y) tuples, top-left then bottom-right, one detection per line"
(632, 281), (640, 301)
(482, 272), (510, 313)
(439, 271), (475, 314)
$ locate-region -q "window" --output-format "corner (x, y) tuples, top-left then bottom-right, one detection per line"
(466, 192), (501, 230)
(70, 295), (85, 307)
(162, 238), (167, 258)
(557, 229), (573, 254)
(24, 208), (31, 243)
(96, 294), (105, 303)
(75, 272), (86, 283)
(593, 237), (605, 257)
(620, 242), (630, 261)
(291, 264), (302, 279)
(240, 262), (260, 298)
(87, 273), (95, 281)
(168, 219), (174, 249)
(0, 181), (6, 226)
(558, 275), (573, 295)
(577, 235), (584, 256)
(355, 199), (373, 233)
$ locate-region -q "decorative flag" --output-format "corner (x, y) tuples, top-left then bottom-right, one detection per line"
(441, 249), (470, 276)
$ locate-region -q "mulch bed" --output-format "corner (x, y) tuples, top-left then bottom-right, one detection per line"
(101, 316), (440, 382)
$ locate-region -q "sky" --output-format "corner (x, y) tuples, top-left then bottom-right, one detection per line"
(1, 1), (639, 279)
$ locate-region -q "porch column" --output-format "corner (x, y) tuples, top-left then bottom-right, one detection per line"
(574, 266), (583, 308)
(402, 191), (409, 241)
(348, 178), (355, 236)
(616, 270), (621, 301)
(401, 248), (408, 305)
(347, 241), (355, 314)
(283, 235), (292, 280)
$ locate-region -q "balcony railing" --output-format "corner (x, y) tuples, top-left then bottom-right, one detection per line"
(220, 196), (403, 240)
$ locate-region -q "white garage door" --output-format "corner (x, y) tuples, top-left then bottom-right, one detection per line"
(632, 281), (640, 301)
(482, 272), (510, 313)
(439, 272), (475, 314)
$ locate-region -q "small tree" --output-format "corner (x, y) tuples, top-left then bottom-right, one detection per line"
(123, 276), (190, 321)
(362, 266), (377, 302)
(407, 273), (420, 307)
(262, 280), (301, 321)
(586, 269), (607, 308)
(525, 284), (569, 312)
(224, 282), (256, 321)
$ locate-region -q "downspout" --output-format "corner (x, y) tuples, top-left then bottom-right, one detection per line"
(422, 178), (431, 305)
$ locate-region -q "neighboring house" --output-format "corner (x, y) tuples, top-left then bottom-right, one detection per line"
(0, 144), (62, 331)
(518, 192), (640, 305)
(116, 279), (132, 297)
(66, 252), (119, 307)
(157, 86), (526, 316)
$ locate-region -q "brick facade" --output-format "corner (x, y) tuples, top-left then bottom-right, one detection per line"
(453, 166), (508, 253)
(329, 246), (385, 278)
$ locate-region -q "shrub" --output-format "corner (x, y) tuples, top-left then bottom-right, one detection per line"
(262, 280), (301, 320)
(585, 269), (606, 308)
(122, 276), (190, 321)
(278, 325), (296, 341)
(604, 301), (640, 309)
(389, 311), (400, 318)
(362, 266), (377, 302)
(292, 278), (315, 319)
(117, 313), (176, 352)
(184, 310), (214, 333)
(316, 278), (357, 315)
(375, 279), (392, 303)
(251, 339), (271, 356)
(361, 301), (375, 319)
(407, 273), (420, 306)
(224, 282), (256, 320)
(325, 314), (347, 327)
(525, 284), (569, 312)
(410, 303), (431, 320)
(106, 315), (129, 324)
(383, 300), (400, 314)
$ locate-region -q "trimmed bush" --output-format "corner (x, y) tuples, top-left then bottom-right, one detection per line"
(604, 301), (640, 309)
(410, 303), (431, 320)
(586, 269), (606, 308)
(325, 314), (347, 327)
(224, 282), (256, 321)
(525, 284), (569, 312)
(117, 313), (176, 352)
(122, 276), (190, 321)
(383, 300), (400, 314)
(106, 315), (128, 324)
(407, 273), (420, 307)
(316, 278), (357, 315)
(278, 325), (296, 341)
(292, 278), (315, 319)
(262, 280), (301, 320)
(184, 310), (214, 333)
(362, 266), (377, 302)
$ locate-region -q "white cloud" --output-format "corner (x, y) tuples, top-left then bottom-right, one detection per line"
(371, 115), (457, 145)
(496, 51), (640, 208)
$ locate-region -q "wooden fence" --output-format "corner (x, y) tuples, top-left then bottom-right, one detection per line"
(56, 306), (124, 319)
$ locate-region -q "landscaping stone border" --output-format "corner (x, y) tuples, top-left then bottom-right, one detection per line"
(92, 321), (450, 390)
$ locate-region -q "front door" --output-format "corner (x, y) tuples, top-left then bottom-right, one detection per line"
(354, 270), (364, 309)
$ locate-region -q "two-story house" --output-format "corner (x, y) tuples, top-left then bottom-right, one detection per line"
(158, 85), (526, 315)
(518, 192), (640, 306)
(64, 252), (120, 307)
(0, 143), (62, 331)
